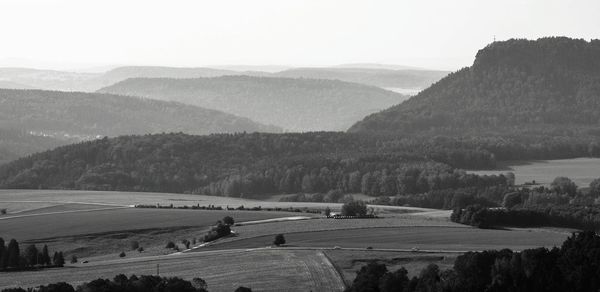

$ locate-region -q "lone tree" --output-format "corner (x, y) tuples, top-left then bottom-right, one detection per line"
(223, 216), (235, 226)
(324, 206), (331, 217)
(273, 234), (286, 246)
(341, 200), (368, 216)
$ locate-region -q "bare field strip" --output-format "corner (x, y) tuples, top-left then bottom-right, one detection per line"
(0, 189), (437, 213)
(0, 249), (345, 292)
(203, 226), (570, 252)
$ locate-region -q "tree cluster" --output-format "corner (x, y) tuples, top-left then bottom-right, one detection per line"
(346, 231), (600, 292)
(0, 238), (64, 271)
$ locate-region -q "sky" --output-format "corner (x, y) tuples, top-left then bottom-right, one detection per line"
(0, 0), (598, 71)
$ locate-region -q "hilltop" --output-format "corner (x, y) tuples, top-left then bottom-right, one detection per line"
(349, 37), (600, 136)
(98, 76), (407, 131)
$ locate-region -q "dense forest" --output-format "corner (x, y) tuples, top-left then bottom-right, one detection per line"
(350, 37), (600, 137)
(98, 76), (406, 132)
(0, 132), (505, 197)
(2, 132), (599, 205)
(346, 231), (600, 292)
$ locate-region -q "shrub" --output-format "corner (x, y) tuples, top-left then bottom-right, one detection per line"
(119, 251), (126, 258)
(137, 247), (144, 252)
(0, 208), (6, 215)
(165, 241), (175, 249)
(273, 234), (286, 246)
(70, 255), (78, 264)
(341, 200), (368, 216)
(223, 216), (235, 226)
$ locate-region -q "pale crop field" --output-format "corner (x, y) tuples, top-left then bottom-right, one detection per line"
(0, 249), (346, 292)
(468, 157), (600, 186)
(0, 189), (436, 213)
(203, 226), (570, 252)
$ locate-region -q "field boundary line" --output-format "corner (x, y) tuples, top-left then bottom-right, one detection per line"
(321, 250), (348, 289)
(0, 206), (132, 220)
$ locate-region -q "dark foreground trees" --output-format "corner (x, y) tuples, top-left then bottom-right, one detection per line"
(345, 231), (600, 292)
(0, 238), (62, 271)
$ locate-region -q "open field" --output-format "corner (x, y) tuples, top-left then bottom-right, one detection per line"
(203, 226), (570, 252)
(468, 157), (600, 186)
(325, 250), (457, 285)
(1, 207), (306, 259)
(0, 249), (345, 292)
(2, 208), (301, 241)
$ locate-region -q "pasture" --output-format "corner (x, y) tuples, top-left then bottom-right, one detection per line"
(468, 157), (600, 186)
(203, 226), (570, 252)
(0, 249), (345, 292)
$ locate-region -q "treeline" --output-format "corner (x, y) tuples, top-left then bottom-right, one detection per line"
(346, 231), (600, 292)
(0, 238), (64, 271)
(451, 204), (600, 231)
(451, 176), (600, 229)
(0, 274), (233, 292)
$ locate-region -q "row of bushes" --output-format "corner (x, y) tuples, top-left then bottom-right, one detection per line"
(1, 274), (254, 292)
(134, 204), (322, 214)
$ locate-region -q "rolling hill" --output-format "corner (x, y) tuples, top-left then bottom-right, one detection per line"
(273, 67), (449, 92)
(0, 88), (280, 163)
(98, 76), (407, 132)
(349, 37), (600, 136)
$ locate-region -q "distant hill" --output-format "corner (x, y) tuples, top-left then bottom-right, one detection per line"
(0, 68), (101, 91)
(273, 67), (449, 93)
(0, 128), (68, 165)
(350, 37), (600, 136)
(0, 65), (447, 93)
(99, 76), (407, 132)
(0, 80), (34, 89)
(0, 88), (280, 162)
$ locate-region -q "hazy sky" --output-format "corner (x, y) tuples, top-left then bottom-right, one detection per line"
(0, 0), (598, 71)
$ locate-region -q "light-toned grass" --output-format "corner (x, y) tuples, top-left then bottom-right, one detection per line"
(467, 157), (600, 186)
(0, 249), (345, 292)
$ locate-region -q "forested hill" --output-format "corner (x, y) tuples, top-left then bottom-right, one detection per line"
(0, 89), (280, 162)
(0, 132), (512, 195)
(98, 76), (406, 132)
(349, 37), (600, 136)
